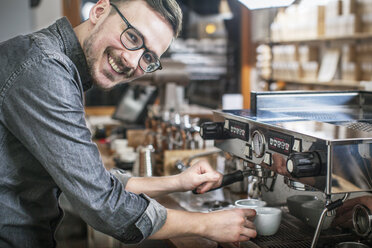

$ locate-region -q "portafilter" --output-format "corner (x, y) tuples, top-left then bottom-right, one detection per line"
(352, 204), (372, 240)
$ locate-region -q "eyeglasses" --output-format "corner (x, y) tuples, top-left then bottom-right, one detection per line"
(110, 3), (162, 73)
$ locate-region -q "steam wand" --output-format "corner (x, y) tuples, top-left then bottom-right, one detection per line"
(310, 193), (350, 248)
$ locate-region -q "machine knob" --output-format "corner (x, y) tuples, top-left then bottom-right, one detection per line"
(200, 122), (228, 140)
(286, 151), (324, 178)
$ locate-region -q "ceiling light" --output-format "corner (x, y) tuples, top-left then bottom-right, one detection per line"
(205, 24), (217, 34)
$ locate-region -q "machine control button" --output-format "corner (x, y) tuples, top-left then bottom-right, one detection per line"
(267, 131), (293, 155)
(263, 152), (272, 166)
(286, 151), (325, 178)
(224, 120), (229, 129)
(287, 159), (294, 172)
(292, 139), (302, 152)
(244, 144), (252, 159)
(228, 120), (249, 140)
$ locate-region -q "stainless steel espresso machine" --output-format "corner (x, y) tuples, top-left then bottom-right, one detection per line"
(200, 91), (372, 247)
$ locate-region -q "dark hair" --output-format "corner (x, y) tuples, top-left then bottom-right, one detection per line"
(110, 0), (182, 37)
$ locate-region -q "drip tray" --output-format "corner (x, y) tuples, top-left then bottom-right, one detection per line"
(240, 211), (358, 248)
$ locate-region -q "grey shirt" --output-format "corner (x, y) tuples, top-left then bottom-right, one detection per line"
(0, 17), (166, 248)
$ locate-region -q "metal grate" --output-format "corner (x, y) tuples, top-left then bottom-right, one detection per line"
(240, 212), (358, 248)
(281, 112), (349, 122)
(345, 122), (372, 133)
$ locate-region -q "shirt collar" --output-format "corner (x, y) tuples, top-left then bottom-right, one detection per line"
(54, 17), (93, 91)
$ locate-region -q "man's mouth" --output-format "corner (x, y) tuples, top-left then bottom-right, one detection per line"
(108, 54), (124, 74)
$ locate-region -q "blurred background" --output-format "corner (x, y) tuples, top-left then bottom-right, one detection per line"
(3, 1), (372, 248)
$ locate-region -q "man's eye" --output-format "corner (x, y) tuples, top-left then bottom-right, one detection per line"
(143, 53), (155, 64)
(124, 30), (141, 46)
(128, 33), (138, 43)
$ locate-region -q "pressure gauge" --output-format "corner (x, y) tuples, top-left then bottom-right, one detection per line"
(252, 130), (265, 158)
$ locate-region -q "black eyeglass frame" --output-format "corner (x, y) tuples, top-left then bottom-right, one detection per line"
(110, 3), (162, 73)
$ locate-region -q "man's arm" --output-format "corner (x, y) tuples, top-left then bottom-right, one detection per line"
(149, 208), (257, 242)
(125, 160), (223, 198)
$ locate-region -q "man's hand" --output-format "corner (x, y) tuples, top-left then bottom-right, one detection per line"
(203, 208), (257, 242)
(124, 159), (222, 197)
(178, 159), (223, 193)
(333, 195), (372, 228)
(271, 153), (291, 177)
(150, 208), (257, 243)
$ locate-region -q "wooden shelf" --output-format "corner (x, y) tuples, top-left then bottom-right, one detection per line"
(259, 33), (372, 45)
(270, 78), (365, 89)
(85, 106), (116, 116)
(257, 33), (372, 90)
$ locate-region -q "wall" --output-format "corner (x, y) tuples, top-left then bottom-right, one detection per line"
(0, 0), (62, 43)
(251, 8), (277, 42)
(0, 0), (32, 42)
(31, 0), (62, 31)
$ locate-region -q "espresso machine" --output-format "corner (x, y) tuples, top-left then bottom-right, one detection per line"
(200, 91), (372, 247)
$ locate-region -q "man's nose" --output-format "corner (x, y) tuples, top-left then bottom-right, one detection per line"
(121, 49), (143, 71)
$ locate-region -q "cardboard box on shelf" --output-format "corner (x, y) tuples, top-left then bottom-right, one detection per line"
(356, 43), (372, 64)
(358, 0), (372, 15)
(342, 61), (359, 81)
(299, 45), (318, 63)
(360, 62), (372, 81)
(342, 0), (358, 15)
(317, 5), (325, 37)
(362, 13), (372, 33)
(302, 62), (319, 80)
(342, 44), (356, 63)
(325, 0), (342, 19)
(270, 4), (325, 41)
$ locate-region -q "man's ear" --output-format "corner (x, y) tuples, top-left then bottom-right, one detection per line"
(89, 0), (110, 25)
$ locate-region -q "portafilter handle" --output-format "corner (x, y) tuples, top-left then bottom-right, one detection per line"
(192, 170), (252, 194)
(200, 122), (229, 140)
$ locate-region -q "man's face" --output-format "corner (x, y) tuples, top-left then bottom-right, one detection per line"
(84, 0), (174, 89)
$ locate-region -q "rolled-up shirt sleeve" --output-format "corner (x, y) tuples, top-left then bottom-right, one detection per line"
(0, 55), (166, 243)
(110, 169), (167, 237)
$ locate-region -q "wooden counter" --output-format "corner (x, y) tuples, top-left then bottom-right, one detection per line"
(155, 195), (218, 248)
(96, 140), (219, 248)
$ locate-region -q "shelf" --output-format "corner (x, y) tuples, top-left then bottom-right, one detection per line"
(270, 78), (365, 89)
(260, 33), (372, 45)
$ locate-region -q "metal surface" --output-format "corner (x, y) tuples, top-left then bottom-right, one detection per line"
(311, 194), (350, 248)
(353, 204), (372, 239)
(212, 91), (372, 194)
(240, 211), (358, 248)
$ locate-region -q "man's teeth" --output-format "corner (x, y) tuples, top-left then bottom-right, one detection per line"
(109, 56), (124, 74)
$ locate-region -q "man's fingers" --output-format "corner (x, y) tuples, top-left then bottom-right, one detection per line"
(238, 228), (257, 241)
(194, 172), (221, 193)
(244, 219), (256, 229)
(198, 182), (214, 193)
(242, 208), (257, 218)
(199, 172), (221, 182)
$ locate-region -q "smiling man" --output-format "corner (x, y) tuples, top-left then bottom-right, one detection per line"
(0, 0), (256, 247)
(76, 0), (175, 88)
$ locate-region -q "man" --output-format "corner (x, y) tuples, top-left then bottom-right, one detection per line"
(0, 0), (257, 247)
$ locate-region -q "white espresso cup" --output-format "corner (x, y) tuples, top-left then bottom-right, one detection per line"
(235, 199), (267, 209)
(254, 207), (282, 236)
